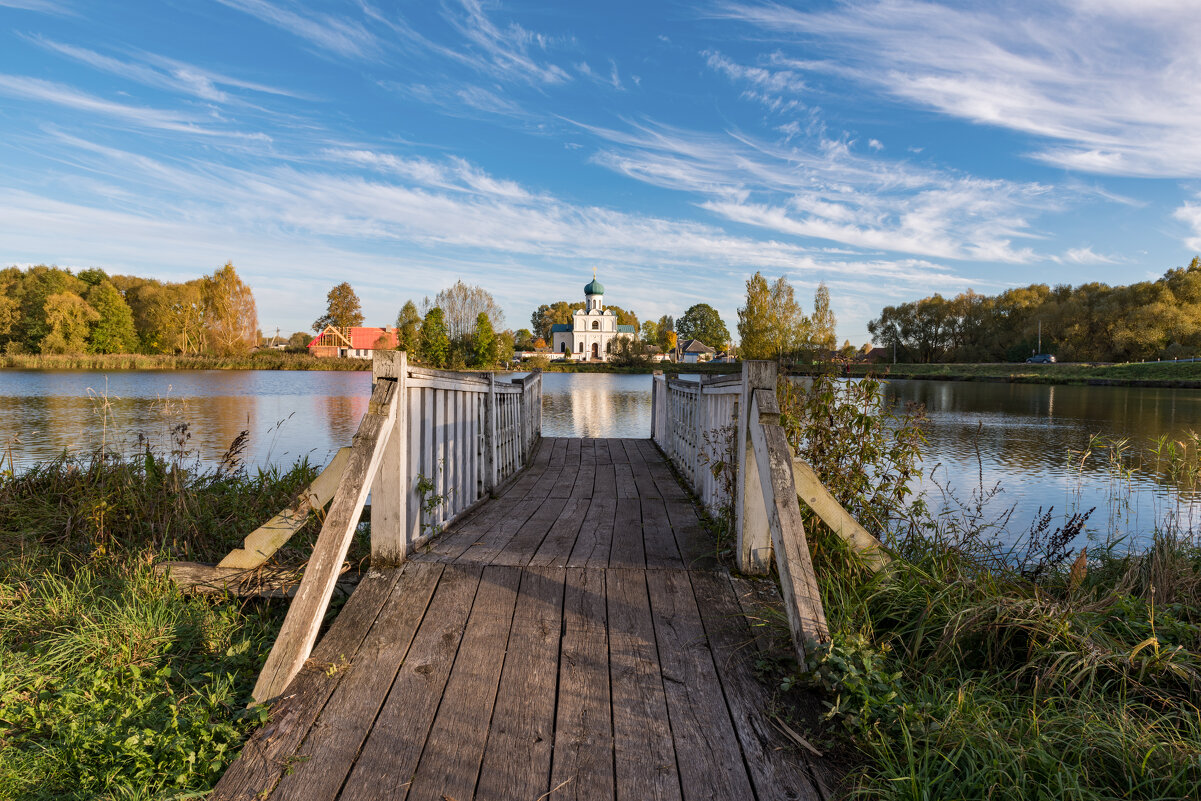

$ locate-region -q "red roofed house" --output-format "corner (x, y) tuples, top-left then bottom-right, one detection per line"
(308, 326), (398, 358)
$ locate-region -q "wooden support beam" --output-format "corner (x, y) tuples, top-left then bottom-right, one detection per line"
(736, 360), (776, 575)
(791, 458), (890, 573)
(216, 446), (350, 569)
(371, 351), (408, 566)
(252, 378), (397, 704)
(749, 388), (829, 664)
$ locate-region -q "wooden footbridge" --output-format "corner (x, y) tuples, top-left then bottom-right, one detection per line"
(206, 354), (885, 801)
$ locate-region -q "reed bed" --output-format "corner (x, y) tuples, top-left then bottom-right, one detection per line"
(775, 373), (1201, 800)
(0, 351), (370, 371)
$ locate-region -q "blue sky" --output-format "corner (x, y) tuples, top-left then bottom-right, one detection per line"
(2, 0), (1200, 345)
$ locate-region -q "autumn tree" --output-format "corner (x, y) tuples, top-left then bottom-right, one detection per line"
(395, 300), (422, 352)
(811, 283), (837, 351)
(314, 282), (364, 331)
(418, 307), (450, 367)
(655, 314), (674, 351)
(40, 293), (98, 354)
(201, 262), (258, 355)
(737, 272), (810, 360)
(470, 311), (498, 367)
(676, 303), (730, 350)
(85, 281), (139, 353)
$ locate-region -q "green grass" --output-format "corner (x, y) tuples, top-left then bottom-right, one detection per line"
(768, 373), (1201, 799)
(0, 446), (346, 800)
(813, 360), (1201, 387)
(0, 351), (370, 371)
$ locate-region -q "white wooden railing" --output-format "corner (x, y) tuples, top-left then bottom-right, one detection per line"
(653, 361), (889, 665)
(252, 351), (541, 702)
(651, 372), (742, 517)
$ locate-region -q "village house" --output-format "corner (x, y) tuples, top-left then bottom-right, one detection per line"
(550, 272), (636, 362)
(308, 326), (398, 358)
(676, 338), (716, 364)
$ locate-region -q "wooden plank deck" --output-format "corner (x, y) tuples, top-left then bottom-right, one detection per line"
(214, 438), (824, 801)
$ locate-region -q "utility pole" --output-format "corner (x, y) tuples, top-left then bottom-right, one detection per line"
(1037, 320), (1042, 354)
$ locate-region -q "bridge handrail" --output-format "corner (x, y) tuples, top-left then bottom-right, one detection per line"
(653, 360), (892, 664)
(251, 351), (541, 702)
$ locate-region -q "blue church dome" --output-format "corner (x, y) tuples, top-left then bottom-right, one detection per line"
(584, 277), (604, 295)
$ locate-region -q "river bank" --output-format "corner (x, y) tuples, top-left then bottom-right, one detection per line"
(796, 360), (1201, 388)
(0, 351), (371, 371)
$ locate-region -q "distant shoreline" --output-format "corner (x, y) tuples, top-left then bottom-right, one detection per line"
(792, 361), (1201, 389)
(0, 352), (743, 375)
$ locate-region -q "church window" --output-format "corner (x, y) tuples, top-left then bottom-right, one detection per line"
(592, 321), (599, 330)
(560, 342), (566, 353)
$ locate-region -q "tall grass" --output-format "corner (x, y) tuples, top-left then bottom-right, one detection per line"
(776, 373), (1201, 800)
(0, 439), (335, 799)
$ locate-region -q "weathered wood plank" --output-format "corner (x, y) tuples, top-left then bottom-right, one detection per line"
(269, 562), (443, 801)
(210, 570), (401, 801)
(567, 496), (617, 568)
(529, 497), (590, 567)
(404, 565), (522, 801)
(607, 568), (682, 801)
(490, 495), (570, 566)
(659, 493), (717, 571)
(614, 462), (638, 499)
(338, 564), (484, 801)
(750, 390), (830, 662)
(646, 569), (756, 801)
(608, 498), (645, 570)
(640, 496), (685, 569)
(476, 567), (566, 799)
(550, 567), (615, 801)
(693, 571), (825, 801)
(792, 457), (890, 572)
(252, 379), (397, 703)
(593, 461), (618, 499)
(218, 446), (350, 569)
(569, 449), (597, 499)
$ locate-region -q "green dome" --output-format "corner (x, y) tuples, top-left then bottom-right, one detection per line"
(584, 277), (604, 295)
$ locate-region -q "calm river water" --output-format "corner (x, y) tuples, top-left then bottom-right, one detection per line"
(2, 369), (1199, 544)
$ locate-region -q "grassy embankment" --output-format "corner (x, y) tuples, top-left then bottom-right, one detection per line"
(0, 439), (367, 800)
(0, 351), (370, 371)
(5, 372), (1200, 799)
(812, 359), (1201, 388)
(730, 373), (1201, 799)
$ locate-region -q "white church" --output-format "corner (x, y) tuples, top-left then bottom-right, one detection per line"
(550, 273), (637, 362)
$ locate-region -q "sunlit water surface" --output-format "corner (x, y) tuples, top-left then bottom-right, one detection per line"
(3, 369), (1199, 545)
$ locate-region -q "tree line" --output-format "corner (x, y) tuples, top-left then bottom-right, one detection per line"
(0, 263), (258, 356)
(866, 257), (1201, 363)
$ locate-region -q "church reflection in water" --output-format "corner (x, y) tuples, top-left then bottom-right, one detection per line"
(537, 373), (652, 439)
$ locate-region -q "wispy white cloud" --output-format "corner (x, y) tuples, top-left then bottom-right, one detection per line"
(0, 74), (270, 140)
(216, 0), (383, 60)
(1174, 200), (1201, 251)
(579, 117), (1053, 262)
(27, 36), (303, 103)
(0, 0), (70, 12)
(703, 50), (804, 112)
(1, 132), (980, 335)
(718, 0), (1201, 177)
(440, 0), (571, 86)
(1058, 246), (1118, 265)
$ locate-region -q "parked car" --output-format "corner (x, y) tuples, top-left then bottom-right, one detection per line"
(1026, 354), (1056, 364)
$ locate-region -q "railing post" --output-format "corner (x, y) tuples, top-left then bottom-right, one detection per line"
(651, 370), (662, 442)
(736, 360), (776, 574)
(484, 371), (497, 496)
(371, 350), (407, 565)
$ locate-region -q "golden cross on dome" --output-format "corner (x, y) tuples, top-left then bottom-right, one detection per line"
(592, 266), (597, 279)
